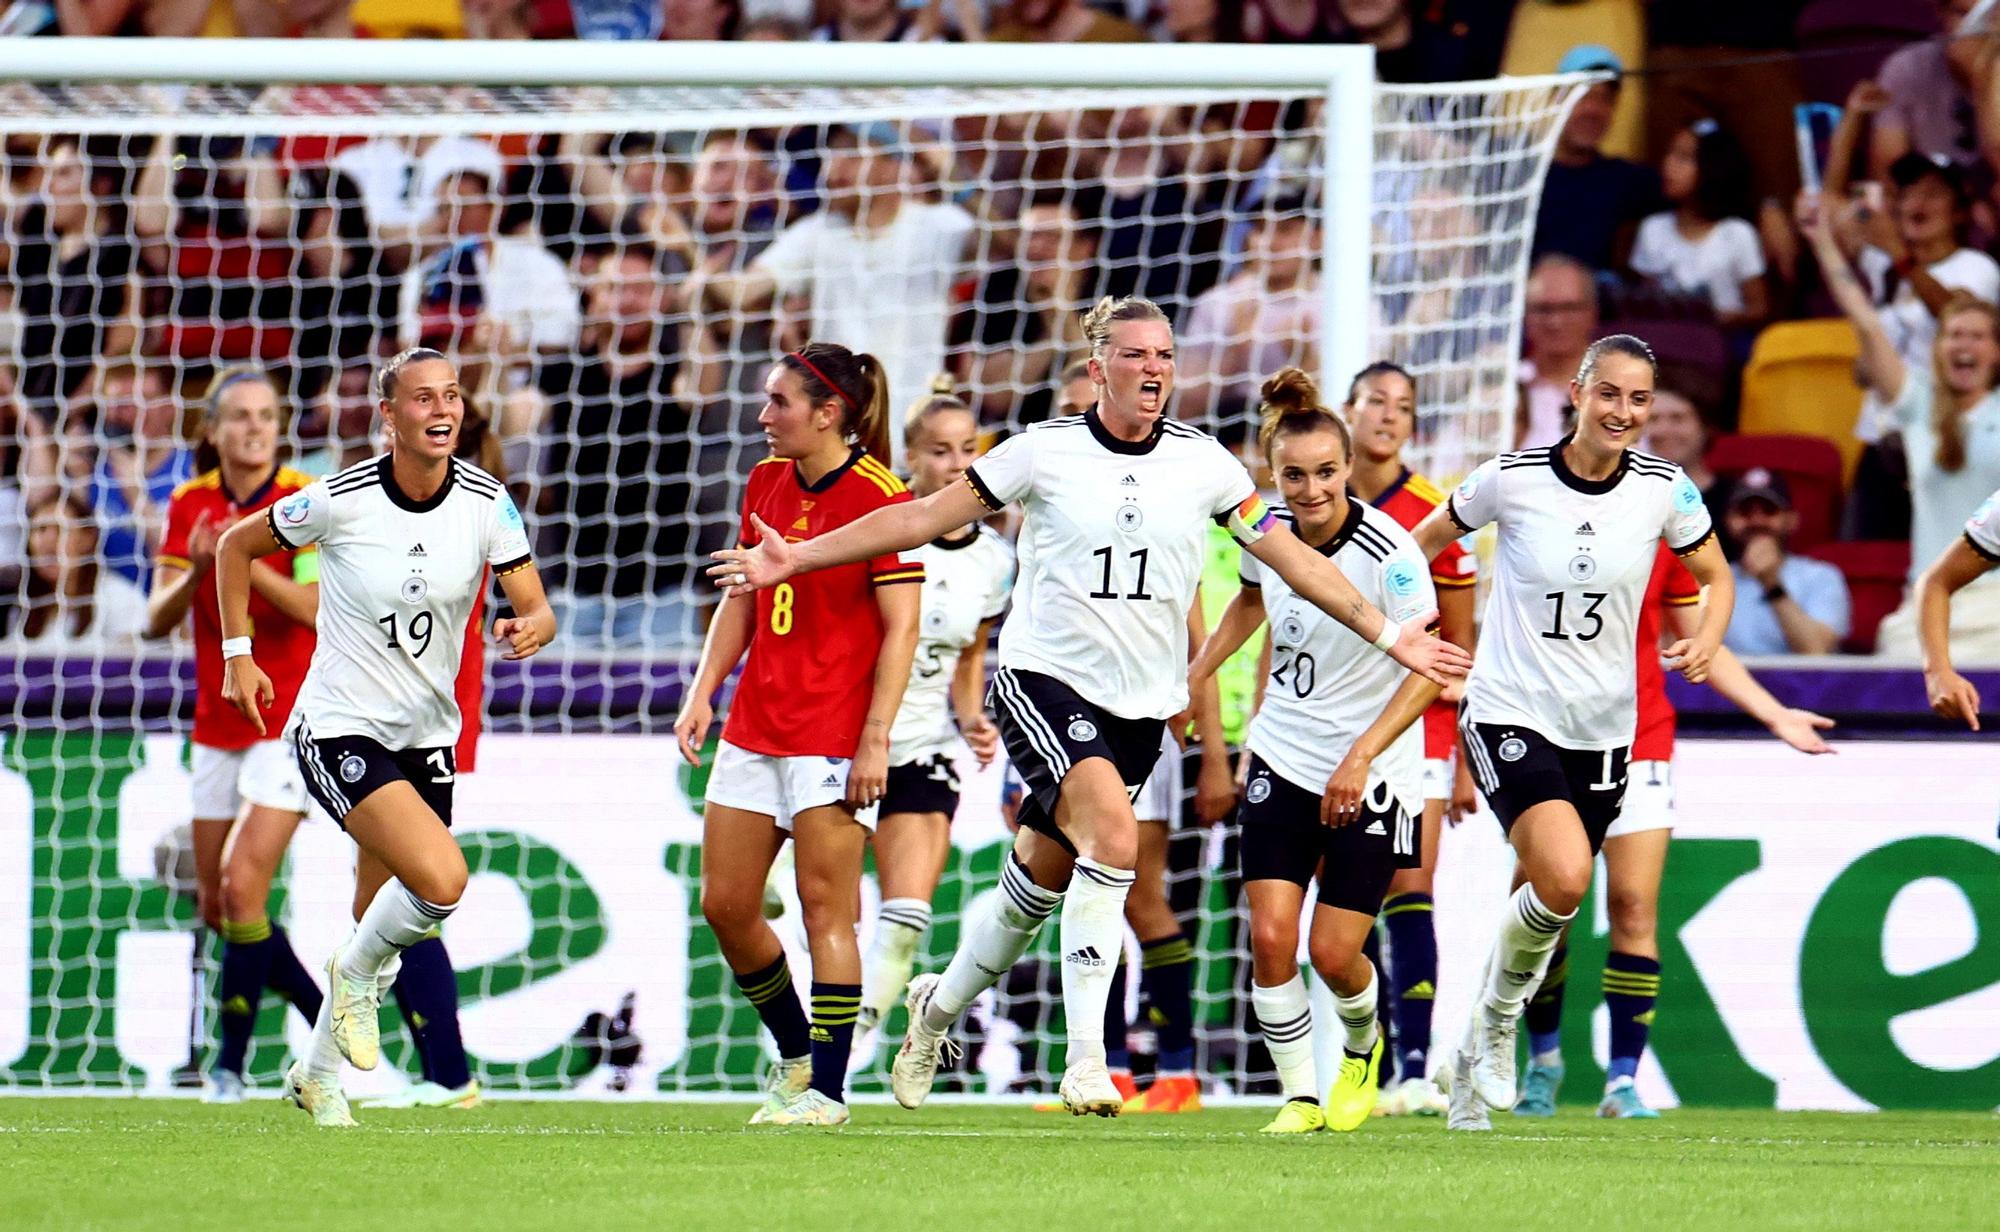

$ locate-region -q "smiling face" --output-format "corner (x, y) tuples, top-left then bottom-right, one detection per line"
(1936, 304), (2000, 398)
(1270, 425), (1351, 538)
(1568, 351), (1654, 453)
(209, 379), (281, 472)
(381, 357), (463, 462)
(759, 364), (838, 459)
(1896, 174), (1963, 250)
(1090, 318), (1175, 432)
(1641, 389), (1706, 468)
(1346, 369), (1415, 467)
(907, 407), (980, 499)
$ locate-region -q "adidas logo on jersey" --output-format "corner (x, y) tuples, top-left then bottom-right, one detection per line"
(1575, 522), (1595, 536)
(408, 543), (427, 556)
(1365, 818), (1387, 836)
(1120, 474), (1138, 486)
(1064, 946), (1108, 968)
(820, 774), (840, 788)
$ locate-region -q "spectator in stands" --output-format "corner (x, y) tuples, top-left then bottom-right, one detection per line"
(1060, 106), (1193, 313)
(811, 0), (944, 40)
(8, 490), (146, 646)
(952, 195), (1097, 429)
(1178, 199), (1320, 426)
(662, 0), (741, 38)
(291, 359), (378, 479)
(69, 361), (191, 590)
(1802, 196), (2000, 658)
(1516, 253), (1597, 448)
(1337, 0), (1479, 84)
(289, 166), (394, 401)
(989, 0), (1143, 41)
(1153, 0), (1219, 41)
(673, 133), (784, 421)
(1629, 118), (1769, 331)
(397, 164), (581, 365)
(1642, 1), (1804, 209)
(1178, 100), (1281, 301)
(1721, 470), (1851, 656)
(8, 136), (140, 420)
(734, 123), (974, 446)
(49, 0), (207, 35)
(333, 133), (509, 265)
(1229, 0), (1343, 42)
(1870, 0), (1992, 185)
(1530, 45), (1661, 273)
(518, 243), (709, 647)
(1640, 384), (1733, 538)
(0, 369), (47, 636)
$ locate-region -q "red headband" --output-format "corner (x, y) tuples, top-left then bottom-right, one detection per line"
(788, 351), (858, 413)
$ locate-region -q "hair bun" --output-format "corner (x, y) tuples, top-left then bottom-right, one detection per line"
(1259, 366), (1321, 418)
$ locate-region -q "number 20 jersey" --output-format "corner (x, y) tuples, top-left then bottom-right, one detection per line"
(1446, 442), (1713, 752)
(268, 455), (532, 751)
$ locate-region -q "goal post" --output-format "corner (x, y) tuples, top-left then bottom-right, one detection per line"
(0, 40), (1591, 1096)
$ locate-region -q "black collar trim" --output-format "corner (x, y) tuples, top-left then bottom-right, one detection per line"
(224, 465), (279, 509)
(931, 527), (981, 551)
(1085, 408), (1162, 456)
(1304, 497), (1367, 557)
(1548, 434), (1631, 496)
(378, 454), (457, 513)
(1369, 466), (1413, 510)
(798, 446), (865, 494)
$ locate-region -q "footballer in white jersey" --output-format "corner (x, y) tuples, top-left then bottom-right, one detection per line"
(884, 525), (1014, 775)
(1918, 486), (2000, 729)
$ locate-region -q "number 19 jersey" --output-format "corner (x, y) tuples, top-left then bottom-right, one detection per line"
(1447, 441), (1713, 751)
(268, 455), (531, 751)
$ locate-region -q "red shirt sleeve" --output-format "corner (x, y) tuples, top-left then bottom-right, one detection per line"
(1431, 536), (1477, 589)
(158, 488), (195, 571)
(1660, 544), (1702, 606)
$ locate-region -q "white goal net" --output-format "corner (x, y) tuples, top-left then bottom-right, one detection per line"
(0, 42), (1583, 1096)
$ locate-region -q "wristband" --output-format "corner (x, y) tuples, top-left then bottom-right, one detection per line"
(1371, 618), (1401, 653)
(221, 637), (253, 661)
(1762, 583), (1789, 604)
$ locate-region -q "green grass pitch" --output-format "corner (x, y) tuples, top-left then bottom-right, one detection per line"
(5, 1099), (1994, 1231)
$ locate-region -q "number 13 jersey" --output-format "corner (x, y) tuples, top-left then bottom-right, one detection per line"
(967, 411), (1271, 721)
(268, 455), (532, 751)
(1447, 441), (1713, 751)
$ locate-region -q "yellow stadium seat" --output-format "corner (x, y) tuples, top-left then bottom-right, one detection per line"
(352, 0), (465, 39)
(1737, 319), (1867, 484)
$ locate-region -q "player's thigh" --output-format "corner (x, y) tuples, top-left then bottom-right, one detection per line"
(1051, 756), (1141, 867)
(1244, 878), (1307, 978)
(791, 802), (867, 923)
(220, 804), (305, 911)
(1601, 826), (1671, 954)
(1507, 801), (1595, 911)
(872, 810), (952, 903)
(699, 802), (788, 923)
(341, 781), (466, 906)
(988, 667), (1155, 865)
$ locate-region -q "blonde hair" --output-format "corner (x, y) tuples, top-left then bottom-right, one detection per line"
(1080, 295), (1170, 362)
(903, 375), (973, 449)
(1931, 294), (2000, 474)
(1256, 367), (1351, 463)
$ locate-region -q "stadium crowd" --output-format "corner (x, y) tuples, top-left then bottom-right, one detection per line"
(0, 0), (1996, 663)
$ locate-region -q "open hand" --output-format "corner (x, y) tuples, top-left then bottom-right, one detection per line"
(708, 515), (796, 596)
(1769, 707), (1837, 754)
(1386, 611), (1473, 686)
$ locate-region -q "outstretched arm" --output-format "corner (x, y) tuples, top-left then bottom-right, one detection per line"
(1667, 604), (1834, 753)
(709, 479), (988, 594)
(1918, 537), (1995, 730)
(1189, 587), (1265, 685)
(1245, 522), (1471, 685)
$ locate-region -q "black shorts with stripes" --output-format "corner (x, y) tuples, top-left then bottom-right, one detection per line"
(987, 666), (1165, 856)
(293, 717), (455, 830)
(1460, 719), (1626, 854)
(882, 752), (961, 819)
(1237, 754), (1419, 915)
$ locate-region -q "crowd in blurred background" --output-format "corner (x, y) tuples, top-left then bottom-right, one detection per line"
(0, 0), (1996, 665)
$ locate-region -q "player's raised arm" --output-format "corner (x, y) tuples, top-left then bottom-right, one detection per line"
(1245, 523), (1468, 686)
(709, 477), (986, 595)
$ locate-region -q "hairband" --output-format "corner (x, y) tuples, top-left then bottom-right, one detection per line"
(789, 351), (858, 413)
(208, 368), (268, 408)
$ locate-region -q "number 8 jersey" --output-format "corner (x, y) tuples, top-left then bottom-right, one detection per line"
(1447, 441), (1713, 751)
(267, 455), (532, 751)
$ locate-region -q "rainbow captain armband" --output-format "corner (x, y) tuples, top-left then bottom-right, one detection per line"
(1219, 494), (1279, 547)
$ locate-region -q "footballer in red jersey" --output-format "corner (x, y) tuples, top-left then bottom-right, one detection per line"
(143, 367), (324, 1101)
(675, 344), (922, 1124)
(1341, 361), (1478, 1110)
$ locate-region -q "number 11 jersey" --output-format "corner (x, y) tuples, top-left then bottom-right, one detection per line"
(268, 455), (532, 751)
(1446, 441), (1712, 751)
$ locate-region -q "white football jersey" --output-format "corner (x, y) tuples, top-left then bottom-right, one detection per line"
(1963, 487), (2000, 562)
(268, 455), (532, 750)
(1448, 443), (1713, 751)
(1240, 502), (1436, 814)
(889, 524), (1015, 764)
(967, 411), (1267, 720)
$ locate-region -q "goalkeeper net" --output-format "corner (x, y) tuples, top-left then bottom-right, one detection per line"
(0, 45), (1585, 1096)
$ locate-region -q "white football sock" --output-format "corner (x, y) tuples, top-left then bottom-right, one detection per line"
(1252, 975), (1316, 1100)
(926, 855), (1059, 1030)
(1332, 964), (1380, 1056)
(1483, 884), (1574, 1019)
(862, 898), (931, 1021)
(1058, 858), (1135, 1070)
(343, 880), (455, 979)
(304, 994), (344, 1082)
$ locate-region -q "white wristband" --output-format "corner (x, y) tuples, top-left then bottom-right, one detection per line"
(221, 637), (253, 661)
(1371, 619), (1401, 654)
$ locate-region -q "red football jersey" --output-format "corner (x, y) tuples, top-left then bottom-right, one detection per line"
(1371, 468), (1478, 759)
(159, 466), (318, 750)
(454, 571), (487, 773)
(723, 449), (922, 758)
(1632, 542), (1704, 761)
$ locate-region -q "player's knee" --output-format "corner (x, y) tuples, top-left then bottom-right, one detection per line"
(1307, 934), (1362, 987)
(1077, 819), (1138, 870)
(795, 873), (857, 936)
(408, 851), (468, 909)
(1606, 890), (1657, 951)
(1537, 864), (1590, 916)
(699, 880), (760, 940)
(1388, 865), (1433, 897)
(218, 870), (264, 925)
(1250, 916), (1299, 974)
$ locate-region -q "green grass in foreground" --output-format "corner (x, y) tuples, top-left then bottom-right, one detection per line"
(3, 1099), (1995, 1231)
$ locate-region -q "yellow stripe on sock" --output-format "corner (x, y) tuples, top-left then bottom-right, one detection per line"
(1381, 899), (1434, 917)
(740, 968), (792, 1004)
(221, 917), (272, 944)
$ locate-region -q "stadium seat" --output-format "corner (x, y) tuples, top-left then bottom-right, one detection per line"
(1737, 319), (1866, 483)
(1805, 540), (1911, 654)
(1705, 433), (1844, 552)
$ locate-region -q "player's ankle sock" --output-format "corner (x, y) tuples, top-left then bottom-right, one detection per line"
(734, 954), (812, 1061)
(1058, 858), (1135, 1069)
(393, 935), (470, 1089)
(1332, 964), (1381, 1057)
(304, 991), (345, 1082)
(264, 925), (323, 1023)
(808, 981), (862, 1102)
(1524, 941), (1569, 1059)
(1103, 958), (1130, 1071)
(344, 879), (455, 979)
(1251, 974), (1316, 1101)
(928, 853), (1059, 1029)
(861, 898), (931, 1024)
(216, 916), (276, 1076)
(1485, 885), (1573, 1018)
(1381, 892), (1436, 1078)
(1140, 931), (1196, 1072)
(1602, 951), (1661, 1085)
